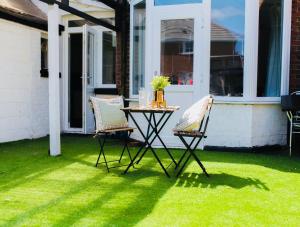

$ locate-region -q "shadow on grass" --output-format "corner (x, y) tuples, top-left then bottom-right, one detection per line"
(200, 150), (300, 174)
(175, 172), (269, 190)
(5, 161), (174, 227)
(168, 148), (300, 175)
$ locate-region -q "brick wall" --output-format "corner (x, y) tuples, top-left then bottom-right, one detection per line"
(115, 8), (130, 98)
(290, 0), (300, 92)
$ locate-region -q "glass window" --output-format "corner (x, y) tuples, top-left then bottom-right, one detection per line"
(132, 0), (146, 95)
(102, 31), (116, 84)
(161, 19), (194, 85)
(257, 0), (283, 97)
(154, 0), (202, 6)
(40, 38), (48, 77)
(210, 0), (245, 97)
(87, 32), (94, 86)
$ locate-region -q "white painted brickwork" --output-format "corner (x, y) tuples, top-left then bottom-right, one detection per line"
(0, 19), (49, 143)
(129, 101), (287, 149)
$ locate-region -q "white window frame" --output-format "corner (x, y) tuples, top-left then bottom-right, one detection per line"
(96, 27), (117, 88)
(211, 0), (292, 103)
(129, 0), (292, 102)
(130, 0), (147, 98)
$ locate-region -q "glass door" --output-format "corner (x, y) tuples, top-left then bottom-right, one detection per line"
(82, 25), (97, 133)
(150, 2), (208, 146)
(151, 3), (206, 96)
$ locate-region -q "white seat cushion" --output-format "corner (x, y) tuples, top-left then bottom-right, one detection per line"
(90, 96), (128, 132)
(175, 95), (211, 132)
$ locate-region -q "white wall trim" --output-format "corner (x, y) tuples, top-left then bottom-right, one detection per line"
(281, 0), (292, 95)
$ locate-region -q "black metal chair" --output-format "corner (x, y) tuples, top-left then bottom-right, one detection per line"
(90, 97), (135, 172)
(94, 128), (134, 172)
(174, 96), (214, 177)
(281, 91), (300, 156)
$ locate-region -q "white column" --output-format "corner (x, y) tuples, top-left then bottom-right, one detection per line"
(48, 4), (61, 156)
(243, 0), (259, 100)
(281, 0), (292, 96)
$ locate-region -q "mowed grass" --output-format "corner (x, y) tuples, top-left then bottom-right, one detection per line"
(0, 136), (300, 226)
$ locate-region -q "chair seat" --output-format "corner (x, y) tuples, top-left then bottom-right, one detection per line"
(97, 127), (135, 134)
(174, 130), (205, 138)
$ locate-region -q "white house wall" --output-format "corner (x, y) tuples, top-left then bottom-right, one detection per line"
(129, 101), (287, 149)
(202, 104), (287, 148)
(0, 19), (49, 143)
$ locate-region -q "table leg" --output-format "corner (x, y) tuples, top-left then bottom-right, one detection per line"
(125, 111), (172, 177)
(137, 112), (174, 166)
(152, 113), (177, 167)
(136, 113), (153, 164)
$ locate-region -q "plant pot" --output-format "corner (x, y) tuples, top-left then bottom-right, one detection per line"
(152, 90), (166, 108)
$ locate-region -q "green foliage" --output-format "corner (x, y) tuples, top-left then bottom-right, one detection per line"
(151, 75), (171, 91)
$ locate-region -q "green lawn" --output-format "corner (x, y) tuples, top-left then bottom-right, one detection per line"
(0, 136), (299, 226)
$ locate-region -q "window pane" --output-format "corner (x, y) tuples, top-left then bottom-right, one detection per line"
(155, 0), (202, 6)
(102, 31), (116, 84)
(132, 1), (146, 95)
(210, 0), (245, 97)
(41, 38), (48, 69)
(257, 0), (283, 97)
(161, 19), (194, 85)
(87, 32), (94, 86)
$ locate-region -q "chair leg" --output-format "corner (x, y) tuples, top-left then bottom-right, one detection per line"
(96, 135), (110, 173)
(177, 135), (209, 177)
(290, 121), (293, 157)
(189, 150), (209, 177)
(95, 150), (102, 167)
(102, 150), (110, 173)
(96, 136), (106, 167)
(176, 150), (188, 170)
(176, 153), (191, 177)
(176, 138), (197, 170)
(119, 145), (126, 163)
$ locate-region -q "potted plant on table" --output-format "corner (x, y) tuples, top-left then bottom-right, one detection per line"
(151, 75), (171, 108)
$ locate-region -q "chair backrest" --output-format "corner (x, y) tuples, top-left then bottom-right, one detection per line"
(281, 91), (300, 112)
(198, 96), (214, 135)
(89, 96), (128, 132)
(175, 95), (213, 132)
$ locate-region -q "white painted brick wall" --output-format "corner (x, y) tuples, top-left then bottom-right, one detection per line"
(0, 19), (49, 143)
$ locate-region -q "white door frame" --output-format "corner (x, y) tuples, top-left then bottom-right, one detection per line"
(83, 25), (98, 133)
(148, 1), (210, 102)
(140, 1), (210, 147)
(62, 25), (116, 133)
(63, 27), (84, 133)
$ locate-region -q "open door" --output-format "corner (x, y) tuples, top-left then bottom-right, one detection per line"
(83, 25), (97, 133)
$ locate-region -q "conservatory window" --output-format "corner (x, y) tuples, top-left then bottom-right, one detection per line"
(210, 0), (245, 97)
(257, 0), (283, 97)
(132, 0), (146, 96)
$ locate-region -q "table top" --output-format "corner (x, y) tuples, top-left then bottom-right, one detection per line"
(121, 106), (180, 113)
